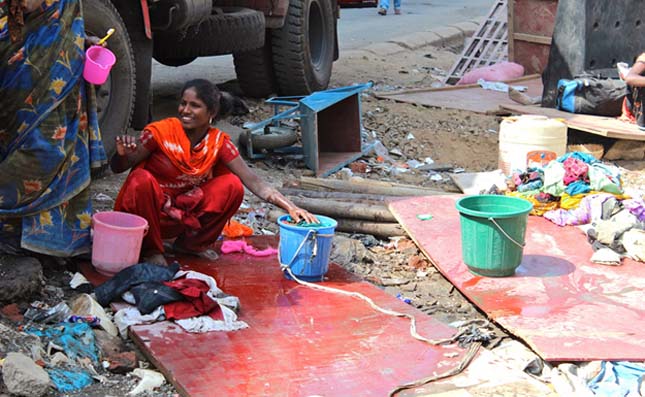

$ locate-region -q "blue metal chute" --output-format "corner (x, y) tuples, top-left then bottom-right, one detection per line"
(243, 83), (373, 176)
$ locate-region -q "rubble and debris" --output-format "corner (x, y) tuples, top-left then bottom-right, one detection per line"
(128, 368), (166, 395)
(0, 255), (44, 304)
(2, 352), (51, 397)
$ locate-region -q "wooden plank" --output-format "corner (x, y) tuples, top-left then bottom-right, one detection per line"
(507, 0), (516, 62)
(501, 103), (645, 141)
(376, 76), (543, 115)
(513, 32), (552, 45)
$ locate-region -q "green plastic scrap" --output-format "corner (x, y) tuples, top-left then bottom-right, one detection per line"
(416, 214), (433, 221)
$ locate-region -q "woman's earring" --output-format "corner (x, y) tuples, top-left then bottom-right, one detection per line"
(209, 117), (213, 124)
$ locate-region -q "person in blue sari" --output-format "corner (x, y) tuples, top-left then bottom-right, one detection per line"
(0, 0), (107, 256)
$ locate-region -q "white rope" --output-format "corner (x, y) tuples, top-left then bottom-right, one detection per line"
(282, 266), (457, 346)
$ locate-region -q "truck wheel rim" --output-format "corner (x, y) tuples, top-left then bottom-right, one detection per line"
(308, 1), (325, 67)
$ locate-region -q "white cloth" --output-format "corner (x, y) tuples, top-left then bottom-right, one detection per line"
(113, 306), (164, 338)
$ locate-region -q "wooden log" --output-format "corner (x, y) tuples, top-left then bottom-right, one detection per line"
(278, 187), (393, 203)
(287, 197), (396, 223)
(287, 177), (448, 197)
(267, 210), (405, 238)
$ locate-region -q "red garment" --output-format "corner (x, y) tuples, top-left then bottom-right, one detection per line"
(163, 278), (219, 320)
(114, 126), (244, 255)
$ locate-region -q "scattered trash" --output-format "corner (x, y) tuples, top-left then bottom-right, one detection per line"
(47, 368), (94, 393)
(68, 315), (101, 327)
(69, 272), (91, 290)
(430, 174), (443, 182)
(396, 293), (412, 304)
(477, 79), (527, 93)
(128, 368), (165, 395)
(94, 193), (114, 202)
(24, 302), (72, 324)
(27, 322), (99, 363)
(406, 133), (415, 140)
(71, 293), (119, 337)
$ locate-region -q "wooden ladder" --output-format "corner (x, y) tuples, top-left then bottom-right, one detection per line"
(443, 0), (508, 85)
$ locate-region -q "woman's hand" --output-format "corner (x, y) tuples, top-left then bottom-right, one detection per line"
(288, 207), (319, 224)
(85, 35), (106, 48)
(115, 135), (137, 156)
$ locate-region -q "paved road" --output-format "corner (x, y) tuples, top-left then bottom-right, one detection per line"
(151, 0), (491, 104)
(338, 0), (490, 50)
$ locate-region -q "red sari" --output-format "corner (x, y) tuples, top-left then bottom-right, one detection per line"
(114, 118), (243, 255)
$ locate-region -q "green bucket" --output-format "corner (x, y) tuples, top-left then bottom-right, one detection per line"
(456, 195), (533, 277)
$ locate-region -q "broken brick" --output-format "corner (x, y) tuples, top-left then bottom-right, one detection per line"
(349, 161), (368, 174)
(1, 304), (24, 323)
(407, 255), (429, 269)
(107, 351), (137, 374)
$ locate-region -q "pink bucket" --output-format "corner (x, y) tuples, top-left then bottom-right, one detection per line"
(83, 45), (116, 85)
(91, 211), (148, 277)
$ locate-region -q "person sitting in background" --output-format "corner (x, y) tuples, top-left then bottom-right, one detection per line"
(111, 79), (317, 266)
(622, 54), (645, 130)
(0, 0), (107, 256)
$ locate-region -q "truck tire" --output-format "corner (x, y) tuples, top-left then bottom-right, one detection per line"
(233, 34), (276, 98)
(153, 8), (265, 59)
(272, 0), (335, 95)
(82, 0), (135, 158)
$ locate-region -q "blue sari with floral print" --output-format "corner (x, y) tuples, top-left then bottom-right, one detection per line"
(0, 0), (106, 256)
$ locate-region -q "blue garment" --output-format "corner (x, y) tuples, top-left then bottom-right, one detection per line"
(557, 151), (599, 165)
(379, 0), (401, 11)
(0, 0), (107, 256)
(565, 180), (592, 196)
(588, 361), (645, 397)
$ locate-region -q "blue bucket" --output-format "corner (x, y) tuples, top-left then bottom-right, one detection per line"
(278, 215), (337, 282)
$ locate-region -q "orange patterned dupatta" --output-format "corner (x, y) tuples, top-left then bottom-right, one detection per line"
(145, 117), (229, 177)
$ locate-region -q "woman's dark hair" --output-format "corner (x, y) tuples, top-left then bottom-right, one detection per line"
(181, 79), (234, 119)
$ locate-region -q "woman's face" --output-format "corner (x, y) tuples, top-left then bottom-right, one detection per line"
(178, 88), (215, 132)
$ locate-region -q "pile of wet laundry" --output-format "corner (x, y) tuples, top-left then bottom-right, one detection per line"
(504, 152), (645, 265)
(96, 262), (249, 337)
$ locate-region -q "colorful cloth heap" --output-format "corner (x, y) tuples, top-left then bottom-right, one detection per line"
(506, 152), (624, 218)
(0, 0), (106, 256)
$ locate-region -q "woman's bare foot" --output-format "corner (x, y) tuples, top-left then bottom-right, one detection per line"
(143, 252), (168, 266)
(173, 244), (219, 261)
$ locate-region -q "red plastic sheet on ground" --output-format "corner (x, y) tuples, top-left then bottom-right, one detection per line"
(390, 195), (645, 361)
(86, 237), (470, 397)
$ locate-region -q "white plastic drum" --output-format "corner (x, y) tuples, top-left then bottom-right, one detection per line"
(498, 115), (567, 175)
